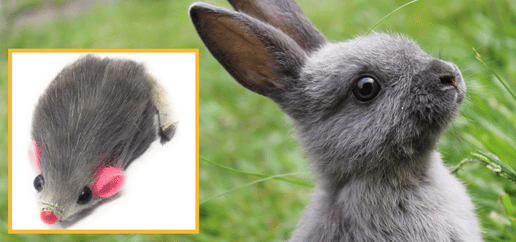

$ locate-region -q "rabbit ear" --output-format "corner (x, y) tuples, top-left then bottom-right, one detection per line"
(227, 0), (326, 53)
(190, 2), (307, 98)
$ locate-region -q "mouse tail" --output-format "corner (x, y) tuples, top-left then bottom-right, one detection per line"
(149, 74), (179, 144)
(158, 121), (177, 144)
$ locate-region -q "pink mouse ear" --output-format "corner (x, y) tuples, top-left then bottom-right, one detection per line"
(29, 140), (41, 174)
(92, 166), (126, 198)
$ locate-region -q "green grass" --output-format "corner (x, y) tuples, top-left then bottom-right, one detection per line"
(2, 0), (516, 241)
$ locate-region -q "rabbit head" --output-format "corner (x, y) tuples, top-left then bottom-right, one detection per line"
(190, 0), (465, 182)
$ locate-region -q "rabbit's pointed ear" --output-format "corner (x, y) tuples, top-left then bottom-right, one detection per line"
(228, 0), (326, 53)
(190, 2), (307, 98)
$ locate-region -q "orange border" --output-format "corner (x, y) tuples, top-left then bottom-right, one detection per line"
(8, 49), (200, 234)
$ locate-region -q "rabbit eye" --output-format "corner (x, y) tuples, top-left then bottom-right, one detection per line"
(33, 175), (44, 192)
(352, 77), (381, 102)
(77, 187), (93, 205)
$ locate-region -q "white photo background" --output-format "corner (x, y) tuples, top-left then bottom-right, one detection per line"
(11, 52), (197, 230)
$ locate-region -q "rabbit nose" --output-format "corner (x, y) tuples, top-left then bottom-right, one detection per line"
(426, 59), (458, 87)
(439, 74), (455, 86)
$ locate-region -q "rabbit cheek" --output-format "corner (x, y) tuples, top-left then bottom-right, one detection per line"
(408, 86), (458, 135)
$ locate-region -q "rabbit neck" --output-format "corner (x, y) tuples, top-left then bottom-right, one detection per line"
(314, 145), (436, 194)
(291, 150), (480, 242)
(331, 150), (435, 198)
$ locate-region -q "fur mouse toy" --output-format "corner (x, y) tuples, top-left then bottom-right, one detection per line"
(189, 0), (482, 241)
(30, 55), (177, 225)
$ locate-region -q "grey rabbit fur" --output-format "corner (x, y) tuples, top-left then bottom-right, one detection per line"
(32, 55), (176, 223)
(189, 0), (482, 241)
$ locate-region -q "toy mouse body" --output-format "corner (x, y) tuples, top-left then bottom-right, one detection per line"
(190, 0), (482, 241)
(30, 55), (177, 224)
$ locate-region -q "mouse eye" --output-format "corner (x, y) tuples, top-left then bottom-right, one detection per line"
(33, 175), (44, 192)
(77, 187), (92, 205)
(352, 76), (381, 102)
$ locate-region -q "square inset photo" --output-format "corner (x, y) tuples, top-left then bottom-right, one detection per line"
(9, 50), (198, 233)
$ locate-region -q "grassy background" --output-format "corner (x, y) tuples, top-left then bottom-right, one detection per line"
(2, 0), (516, 241)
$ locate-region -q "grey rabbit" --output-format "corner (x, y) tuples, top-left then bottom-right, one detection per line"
(190, 0), (482, 241)
(30, 55), (177, 224)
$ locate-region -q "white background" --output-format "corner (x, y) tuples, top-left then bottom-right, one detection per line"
(11, 52), (197, 230)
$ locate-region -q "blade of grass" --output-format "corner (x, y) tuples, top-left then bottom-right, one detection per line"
(473, 47), (516, 103)
(499, 194), (516, 230)
(350, 0), (420, 49)
(475, 151), (516, 183)
(451, 158), (478, 173)
(199, 172), (306, 206)
(468, 112), (516, 150)
(451, 152), (516, 184)
(201, 157), (313, 187)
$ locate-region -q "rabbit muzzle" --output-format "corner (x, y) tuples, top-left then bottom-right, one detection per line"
(425, 59), (466, 104)
(448, 62), (466, 104)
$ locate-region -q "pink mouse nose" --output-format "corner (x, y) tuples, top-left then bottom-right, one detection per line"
(40, 211), (58, 225)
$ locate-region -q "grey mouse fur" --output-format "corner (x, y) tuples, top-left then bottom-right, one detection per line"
(189, 0), (482, 241)
(31, 55), (177, 223)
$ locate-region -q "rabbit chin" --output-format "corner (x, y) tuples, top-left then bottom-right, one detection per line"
(447, 86), (464, 105)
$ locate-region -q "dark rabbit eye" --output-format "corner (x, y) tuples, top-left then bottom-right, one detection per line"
(353, 76), (381, 102)
(33, 175), (44, 192)
(77, 187), (93, 205)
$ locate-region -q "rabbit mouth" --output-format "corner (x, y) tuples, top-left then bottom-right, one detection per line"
(446, 63), (466, 103)
(440, 83), (464, 105)
(435, 62), (465, 104)
(450, 77), (466, 104)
